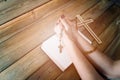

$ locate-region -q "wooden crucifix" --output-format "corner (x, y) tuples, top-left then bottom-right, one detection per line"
(76, 15), (102, 44)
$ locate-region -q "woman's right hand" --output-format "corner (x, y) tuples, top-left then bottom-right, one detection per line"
(59, 15), (79, 43)
(54, 15), (79, 47)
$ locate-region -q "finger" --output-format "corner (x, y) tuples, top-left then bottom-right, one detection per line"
(54, 23), (62, 35)
(54, 22), (65, 38)
(70, 18), (78, 30)
(60, 15), (78, 32)
(59, 15), (71, 31)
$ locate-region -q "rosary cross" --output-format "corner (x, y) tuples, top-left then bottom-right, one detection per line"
(58, 28), (63, 53)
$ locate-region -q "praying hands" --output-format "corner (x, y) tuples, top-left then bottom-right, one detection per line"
(54, 15), (120, 80)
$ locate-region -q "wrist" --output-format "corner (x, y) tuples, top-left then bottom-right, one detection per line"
(84, 46), (97, 54)
(74, 32), (97, 54)
(74, 32), (81, 44)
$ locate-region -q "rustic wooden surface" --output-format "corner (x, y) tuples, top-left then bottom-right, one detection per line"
(0, 0), (71, 44)
(0, 0), (99, 73)
(0, 0), (120, 80)
(113, 43), (120, 60)
(105, 34), (120, 57)
(0, 0), (50, 25)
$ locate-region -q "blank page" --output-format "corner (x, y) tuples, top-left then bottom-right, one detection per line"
(41, 35), (72, 71)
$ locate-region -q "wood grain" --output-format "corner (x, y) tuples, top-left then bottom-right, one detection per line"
(1, 0), (100, 80)
(0, 0), (98, 73)
(81, 5), (120, 43)
(56, 64), (80, 80)
(104, 33), (120, 57)
(0, 0), (50, 25)
(0, 0), (71, 44)
(0, 47), (49, 80)
(0, 37), (78, 79)
(95, 16), (120, 51)
(113, 40), (120, 60)
(0, 0), (119, 80)
(27, 60), (62, 80)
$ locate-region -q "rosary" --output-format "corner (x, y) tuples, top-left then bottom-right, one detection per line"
(58, 27), (63, 53)
(58, 15), (102, 53)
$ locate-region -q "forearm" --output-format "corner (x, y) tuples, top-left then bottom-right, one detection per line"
(74, 32), (115, 77)
(87, 51), (120, 78)
(88, 51), (114, 77)
(112, 60), (120, 78)
(74, 32), (95, 52)
(66, 41), (104, 80)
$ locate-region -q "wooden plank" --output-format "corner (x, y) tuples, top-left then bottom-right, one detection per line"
(104, 33), (120, 57)
(0, 0), (98, 72)
(0, 12), (35, 43)
(60, 0), (100, 18)
(0, 0), (99, 79)
(56, 64), (80, 80)
(0, 47), (49, 80)
(0, 0), (116, 79)
(82, 0), (114, 20)
(81, 5), (120, 42)
(0, 0), (71, 44)
(0, 1), (118, 80)
(27, 60), (62, 80)
(95, 16), (120, 51)
(0, 0), (50, 25)
(0, 0), (118, 79)
(112, 41), (120, 60)
(106, 24), (120, 60)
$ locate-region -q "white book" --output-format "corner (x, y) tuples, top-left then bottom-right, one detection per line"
(41, 32), (92, 71)
(41, 35), (72, 71)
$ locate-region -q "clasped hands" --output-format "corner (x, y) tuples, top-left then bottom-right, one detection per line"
(54, 15), (79, 48)
(54, 15), (96, 54)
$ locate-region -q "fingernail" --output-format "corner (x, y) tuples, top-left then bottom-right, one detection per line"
(56, 19), (60, 25)
(56, 22), (59, 25)
(61, 15), (65, 19)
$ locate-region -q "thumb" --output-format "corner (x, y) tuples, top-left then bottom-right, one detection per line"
(59, 15), (71, 31)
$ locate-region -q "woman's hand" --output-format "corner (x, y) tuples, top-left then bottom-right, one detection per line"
(54, 15), (79, 46)
(60, 15), (78, 42)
